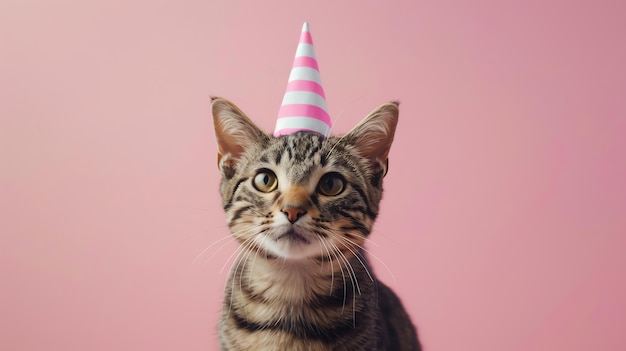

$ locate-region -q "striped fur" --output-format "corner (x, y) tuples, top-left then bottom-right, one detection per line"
(212, 98), (421, 351)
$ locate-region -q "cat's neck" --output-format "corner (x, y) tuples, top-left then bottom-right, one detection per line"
(234, 248), (370, 303)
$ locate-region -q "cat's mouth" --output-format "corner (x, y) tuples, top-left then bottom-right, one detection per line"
(274, 228), (310, 244)
(260, 225), (322, 259)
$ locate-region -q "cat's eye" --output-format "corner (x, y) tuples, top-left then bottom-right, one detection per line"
(317, 173), (345, 196)
(253, 170), (278, 193)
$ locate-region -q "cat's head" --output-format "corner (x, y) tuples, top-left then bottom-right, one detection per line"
(212, 98), (398, 260)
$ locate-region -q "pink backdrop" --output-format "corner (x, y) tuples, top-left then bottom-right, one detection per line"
(2, 1), (625, 350)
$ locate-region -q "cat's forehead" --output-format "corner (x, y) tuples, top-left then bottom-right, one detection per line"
(251, 132), (350, 183)
(278, 132), (330, 159)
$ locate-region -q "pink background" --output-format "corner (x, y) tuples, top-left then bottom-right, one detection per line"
(2, 0), (625, 350)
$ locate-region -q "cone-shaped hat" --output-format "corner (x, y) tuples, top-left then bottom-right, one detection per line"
(274, 22), (331, 137)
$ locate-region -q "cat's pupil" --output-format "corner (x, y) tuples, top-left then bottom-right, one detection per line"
(262, 174), (269, 185)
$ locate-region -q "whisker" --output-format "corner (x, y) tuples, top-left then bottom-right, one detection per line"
(329, 241), (358, 324)
(336, 231), (398, 287)
(192, 235), (236, 266)
(318, 238), (335, 294)
(246, 234), (268, 288)
(329, 241), (348, 314)
(359, 247), (397, 286)
(225, 237), (256, 318)
(336, 244), (361, 295)
(324, 134), (347, 160)
(315, 237), (325, 273)
(327, 95), (362, 136)
(329, 231), (374, 283)
(363, 236), (380, 248)
(237, 239), (260, 318)
(219, 235), (254, 275)
(337, 241), (372, 283)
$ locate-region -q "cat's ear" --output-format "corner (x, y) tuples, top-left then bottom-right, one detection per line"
(211, 97), (269, 175)
(345, 102), (399, 175)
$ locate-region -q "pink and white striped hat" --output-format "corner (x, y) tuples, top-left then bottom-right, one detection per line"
(274, 22), (332, 137)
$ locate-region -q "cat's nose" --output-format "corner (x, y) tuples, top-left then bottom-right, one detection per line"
(282, 207), (307, 223)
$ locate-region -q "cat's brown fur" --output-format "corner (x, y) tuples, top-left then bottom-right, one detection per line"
(212, 97), (421, 351)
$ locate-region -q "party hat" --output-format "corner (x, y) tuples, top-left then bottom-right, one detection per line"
(274, 22), (332, 137)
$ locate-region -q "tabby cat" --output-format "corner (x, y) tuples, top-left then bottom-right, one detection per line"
(211, 97), (421, 351)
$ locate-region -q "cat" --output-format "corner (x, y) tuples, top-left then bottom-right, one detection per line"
(211, 97), (421, 351)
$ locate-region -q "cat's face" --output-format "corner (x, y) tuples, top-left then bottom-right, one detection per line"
(212, 98), (399, 260)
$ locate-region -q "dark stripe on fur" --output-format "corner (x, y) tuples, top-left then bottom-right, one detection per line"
(350, 183), (377, 219)
(274, 150), (283, 165)
(337, 210), (362, 225)
(370, 168), (385, 187)
(320, 152), (329, 166)
(310, 193), (320, 207)
(223, 178), (247, 211)
(230, 308), (366, 344)
(340, 224), (369, 235)
(231, 205), (252, 222)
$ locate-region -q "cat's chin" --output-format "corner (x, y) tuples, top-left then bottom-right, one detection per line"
(258, 227), (323, 260)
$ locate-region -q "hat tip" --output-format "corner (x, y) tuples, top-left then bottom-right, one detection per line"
(302, 22), (309, 32)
